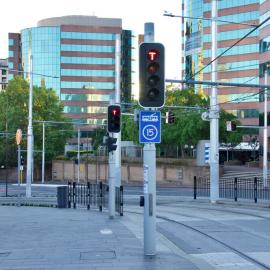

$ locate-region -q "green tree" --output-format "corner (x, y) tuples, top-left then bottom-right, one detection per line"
(91, 127), (107, 150)
(121, 87), (243, 157)
(161, 87), (243, 155)
(0, 76), (73, 166)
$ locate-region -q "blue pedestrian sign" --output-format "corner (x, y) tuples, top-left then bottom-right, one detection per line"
(139, 111), (161, 144)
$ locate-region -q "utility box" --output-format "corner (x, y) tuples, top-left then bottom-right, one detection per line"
(57, 186), (68, 208)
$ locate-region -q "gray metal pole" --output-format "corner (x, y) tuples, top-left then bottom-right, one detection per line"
(143, 22), (156, 256)
(108, 143), (116, 218)
(210, 0), (219, 203)
(143, 145), (156, 255)
(42, 122), (45, 184)
(77, 127), (80, 183)
(108, 97), (116, 218)
(115, 33), (121, 188)
(263, 70), (268, 187)
(26, 55), (33, 198)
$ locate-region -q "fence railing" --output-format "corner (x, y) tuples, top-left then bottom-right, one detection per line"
(67, 182), (123, 215)
(194, 176), (270, 202)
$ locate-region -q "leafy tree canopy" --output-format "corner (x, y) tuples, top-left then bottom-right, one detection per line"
(121, 86), (243, 151)
(0, 76), (73, 166)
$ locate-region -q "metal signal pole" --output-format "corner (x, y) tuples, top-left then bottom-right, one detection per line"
(210, 0), (219, 203)
(143, 22), (156, 256)
(263, 69), (268, 187)
(115, 34), (121, 188)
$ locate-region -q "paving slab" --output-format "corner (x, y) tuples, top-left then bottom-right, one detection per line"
(0, 206), (200, 270)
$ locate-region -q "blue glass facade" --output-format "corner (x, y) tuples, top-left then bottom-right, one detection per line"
(184, 0), (260, 123)
(21, 27), (61, 95)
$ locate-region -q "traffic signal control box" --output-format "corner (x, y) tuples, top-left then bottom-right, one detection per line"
(107, 105), (121, 133)
(139, 42), (165, 108)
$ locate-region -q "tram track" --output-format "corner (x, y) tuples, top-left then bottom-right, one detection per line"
(155, 199), (270, 220)
(126, 207), (270, 270)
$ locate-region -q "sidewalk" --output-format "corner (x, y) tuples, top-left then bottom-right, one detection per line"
(0, 206), (200, 270)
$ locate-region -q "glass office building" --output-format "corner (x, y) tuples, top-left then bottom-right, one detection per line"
(9, 16), (132, 130)
(184, 0), (260, 126)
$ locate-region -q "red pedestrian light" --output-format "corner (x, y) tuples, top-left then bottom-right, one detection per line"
(108, 105), (121, 133)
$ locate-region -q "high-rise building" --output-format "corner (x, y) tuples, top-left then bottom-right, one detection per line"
(183, 0), (260, 129)
(0, 59), (8, 91)
(8, 15), (133, 132)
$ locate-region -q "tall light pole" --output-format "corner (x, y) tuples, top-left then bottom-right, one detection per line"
(209, 0), (219, 203)
(263, 69), (268, 187)
(26, 55), (33, 198)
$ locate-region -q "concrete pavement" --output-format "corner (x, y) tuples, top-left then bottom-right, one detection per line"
(0, 206), (199, 270)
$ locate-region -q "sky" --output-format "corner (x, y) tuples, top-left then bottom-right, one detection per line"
(0, 0), (182, 79)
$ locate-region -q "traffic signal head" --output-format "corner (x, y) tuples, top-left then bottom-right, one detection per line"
(166, 111), (175, 124)
(107, 105), (121, 133)
(139, 42), (165, 108)
(107, 136), (117, 152)
(226, 121), (237, 131)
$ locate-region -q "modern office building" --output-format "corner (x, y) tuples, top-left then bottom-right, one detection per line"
(0, 59), (8, 91)
(8, 15), (133, 134)
(183, 0), (260, 128)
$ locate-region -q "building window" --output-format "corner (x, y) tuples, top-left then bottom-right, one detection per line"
(259, 37), (270, 53)
(8, 39), (14, 46)
(259, 62), (270, 77)
(9, 51), (14, 57)
(8, 62), (13, 69)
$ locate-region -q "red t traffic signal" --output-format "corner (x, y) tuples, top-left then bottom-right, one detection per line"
(139, 42), (165, 108)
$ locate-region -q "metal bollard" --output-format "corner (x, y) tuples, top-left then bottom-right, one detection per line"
(73, 182), (76, 208)
(234, 178), (238, 202)
(99, 182), (103, 212)
(87, 182), (90, 210)
(120, 185), (124, 216)
(68, 182), (71, 208)
(254, 177), (258, 203)
(194, 176), (197, 200)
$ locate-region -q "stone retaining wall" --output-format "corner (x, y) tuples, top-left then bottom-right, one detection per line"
(52, 160), (210, 186)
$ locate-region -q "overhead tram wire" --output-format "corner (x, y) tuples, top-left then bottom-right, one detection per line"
(163, 11), (259, 27)
(191, 15), (270, 80)
(190, 63), (259, 78)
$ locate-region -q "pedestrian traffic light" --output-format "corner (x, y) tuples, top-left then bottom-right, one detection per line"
(107, 136), (117, 152)
(107, 105), (121, 133)
(139, 42), (165, 108)
(166, 111), (175, 124)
